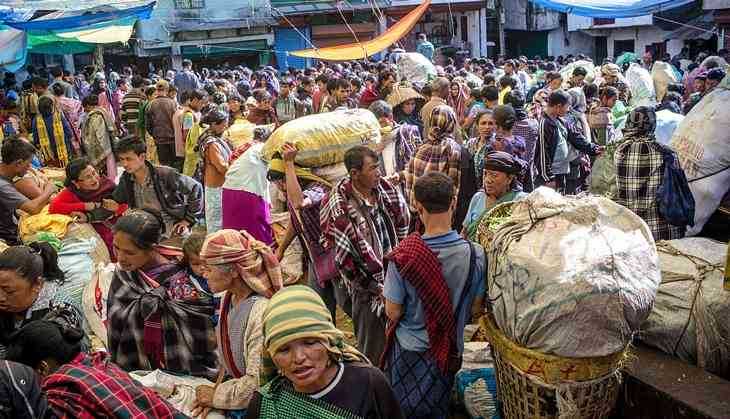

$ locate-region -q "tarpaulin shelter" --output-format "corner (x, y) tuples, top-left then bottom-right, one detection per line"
(527, 0), (696, 18)
(0, 2), (154, 71)
(290, 0), (430, 61)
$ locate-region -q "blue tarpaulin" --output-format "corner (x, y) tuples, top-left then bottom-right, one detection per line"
(529, 0), (695, 18)
(3, 2), (154, 30)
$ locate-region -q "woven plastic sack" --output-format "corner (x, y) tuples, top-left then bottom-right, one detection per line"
(455, 369), (500, 419)
(312, 162), (348, 185)
(486, 187), (660, 357)
(655, 109), (684, 146)
(669, 86), (730, 235)
(396, 52), (437, 86)
(615, 52), (638, 67)
(626, 63), (657, 108)
(639, 238), (729, 379)
(262, 108), (381, 168)
(82, 262), (115, 348)
(560, 60), (596, 85)
(129, 370), (225, 419)
(651, 61), (678, 102)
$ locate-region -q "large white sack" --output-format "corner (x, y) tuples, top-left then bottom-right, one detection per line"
(396, 52), (437, 86)
(560, 60), (596, 85)
(655, 109), (684, 146)
(639, 238), (729, 379)
(486, 187), (660, 357)
(670, 86), (730, 235)
(625, 63), (657, 108)
(651, 61), (678, 102)
(82, 262), (115, 348)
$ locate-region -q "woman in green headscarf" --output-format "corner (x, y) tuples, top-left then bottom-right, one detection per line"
(245, 285), (403, 419)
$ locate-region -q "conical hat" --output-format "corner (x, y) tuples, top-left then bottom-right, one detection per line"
(386, 84), (425, 108)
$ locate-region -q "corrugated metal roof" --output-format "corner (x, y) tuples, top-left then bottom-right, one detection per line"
(272, 0), (391, 15)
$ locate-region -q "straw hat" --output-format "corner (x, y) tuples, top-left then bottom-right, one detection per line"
(386, 84), (425, 108)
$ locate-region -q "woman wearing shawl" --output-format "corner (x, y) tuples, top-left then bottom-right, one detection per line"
(614, 106), (685, 241)
(51, 83), (83, 154)
(197, 110), (233, 233)
(465, 110), (496, 178)
(0, 243), (84, 360)
(505, 90), (539, 191)
(447, 80), (469, 123)
(388, 84), (425, 137)
(107, 209), (217, 376)
(31, 96), (74, 168)
(245, 285), (403, 419)
(462, 151), (527, 239)
(49, 159), (128, 260)
(91, 77), (119, 129)
(492, 105), (527, 161)
(6, 319), (186, 419)
(222, 127), (275, 245)
(80, 93), (118, 180)
(403, 105), (463, 213)
(191, 229), (282, 417)
(565, 88), (594, 194)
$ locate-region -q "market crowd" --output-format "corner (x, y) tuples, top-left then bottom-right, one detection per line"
(0, 40), (727, 418)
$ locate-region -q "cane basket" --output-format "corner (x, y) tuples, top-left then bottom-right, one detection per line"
(480, 316), (625, 419)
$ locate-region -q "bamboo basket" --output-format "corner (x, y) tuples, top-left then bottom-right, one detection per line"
(480, 316), (626, 419)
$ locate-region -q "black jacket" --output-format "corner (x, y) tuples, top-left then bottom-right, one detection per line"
(113, 161), (203, 226)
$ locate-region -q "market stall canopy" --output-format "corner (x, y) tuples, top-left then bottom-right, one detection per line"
(290, 0), (430, 61)
(528, 0), (695, 18)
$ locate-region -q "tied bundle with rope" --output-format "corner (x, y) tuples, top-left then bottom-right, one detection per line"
(35, 112), (70, 167)
(639, 238), (730, 379)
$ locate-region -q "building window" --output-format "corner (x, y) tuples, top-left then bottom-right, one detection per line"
(593, 18), (615, 25)
(175, 0), (205, 9)
(614, 39), (635, 57)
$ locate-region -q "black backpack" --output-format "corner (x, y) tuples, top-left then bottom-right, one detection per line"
(656, 145), (695, 227)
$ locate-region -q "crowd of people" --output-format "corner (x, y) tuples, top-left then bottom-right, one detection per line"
(0, 43), (727, 418)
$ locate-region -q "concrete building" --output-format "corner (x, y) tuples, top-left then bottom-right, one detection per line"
(132, 0), (274, 70)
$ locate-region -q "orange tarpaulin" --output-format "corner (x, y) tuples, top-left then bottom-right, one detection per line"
(290, 0), (431, 61)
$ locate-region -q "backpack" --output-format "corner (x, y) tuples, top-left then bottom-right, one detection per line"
(656, 144), (695, 227)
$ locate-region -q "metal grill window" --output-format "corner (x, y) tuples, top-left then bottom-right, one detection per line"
(175, 0), (205, 9)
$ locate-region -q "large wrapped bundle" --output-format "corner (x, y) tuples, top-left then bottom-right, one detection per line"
(651, 61), (678, 102)
(655, 109), (684, 146)
(487, 187), (660, 358)
(639, 238), (729, 379)
(670, 84), (730, 235)
(262, 109), (381, 167)
(560, 60), (596, 85)
(312, 162), (348, 185)
(82, 263), (115, 348)
(56, 223), (112, 309)
(396, 52), (437, 86)
(625, 63), (657, 108)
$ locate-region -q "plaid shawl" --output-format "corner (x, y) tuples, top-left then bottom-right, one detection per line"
(201, 229), (283, 298)
(380, 234), (455, 373)
(107, 266), (216, 375)
(320, 177), (409, 311)
(405, 141), (462, 211)
(44, 352), (187, 419)
(614, 135), (684, 241)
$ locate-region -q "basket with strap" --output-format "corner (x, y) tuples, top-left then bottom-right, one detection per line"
(479, 315), (627, 419)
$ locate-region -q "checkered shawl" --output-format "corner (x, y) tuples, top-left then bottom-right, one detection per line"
(405, 105), (462, 210)
(614, 135), (684, 241)
(44, 352), (187, 419)
(201, 229), (283, 298)
(320, 177), (410, 308)
(107, 267), (216, 375)
(381, 234), (455, 374)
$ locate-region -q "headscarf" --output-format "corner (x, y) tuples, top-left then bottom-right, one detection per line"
(260, 285), (368, 384)
(623, 106), (657, 138)
(268, 158), (331, 188)
(428, 105), (457, 143)
(484, 151), (525, 176)
(601, 63), (621, 78)
(201, 229), (283, 298)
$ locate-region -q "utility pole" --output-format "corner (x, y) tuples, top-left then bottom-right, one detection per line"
(496, 0), (505, 56)
(93, 44), (104, 72)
